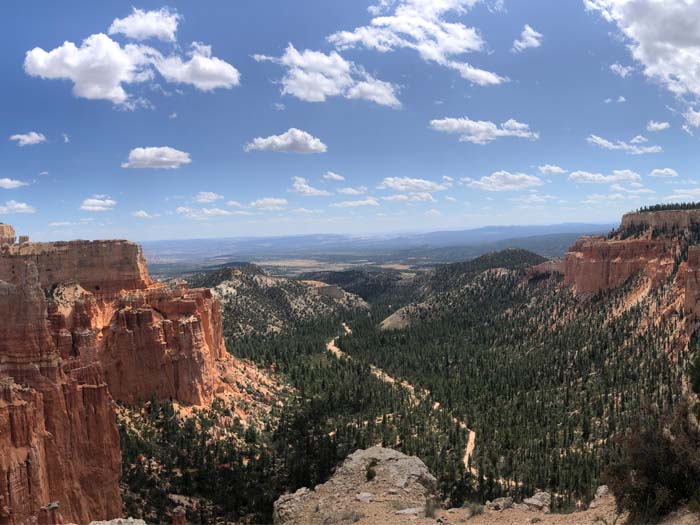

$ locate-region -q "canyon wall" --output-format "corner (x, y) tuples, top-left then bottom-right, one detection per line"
(563, 236), (675, 294)
(0, 232), (241, 523)
(621, 209), (700, 231)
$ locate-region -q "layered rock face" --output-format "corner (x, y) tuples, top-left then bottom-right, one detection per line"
(0, 224), (15, 245)
(563, 236), (676, 294)
(0, 262), (121, 525)
(0, 230), (242, 523)
(621, 209), (700, 231)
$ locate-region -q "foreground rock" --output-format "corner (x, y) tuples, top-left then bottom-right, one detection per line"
(0, 227), (275, 524)
(273, 446), (437, 524)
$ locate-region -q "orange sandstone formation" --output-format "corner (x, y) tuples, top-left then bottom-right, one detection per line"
(0, 229), (253, 523)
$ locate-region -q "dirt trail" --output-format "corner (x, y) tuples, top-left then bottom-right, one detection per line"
(326, 324), (477, 471)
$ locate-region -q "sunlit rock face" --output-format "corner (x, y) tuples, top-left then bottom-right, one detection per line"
(0, 227), (241, 523)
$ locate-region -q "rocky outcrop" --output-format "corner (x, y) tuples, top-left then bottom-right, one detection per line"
(0, 240), (152, 293)
(0, 224), (15, 246)
(621, 209), (700, 232)
(0, 262), (121, 525)
(273, 447), (437, 525)
(0, 227), (261, 523)
(563, 236), (675, 294)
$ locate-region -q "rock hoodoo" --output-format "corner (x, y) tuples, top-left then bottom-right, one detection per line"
(0, 226), (252, 524)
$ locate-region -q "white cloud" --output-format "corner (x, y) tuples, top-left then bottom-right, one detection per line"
(328, 0), (506, 86)
(244, 128), (327, 154)
(512, 25), (543, 53)
(122, 146), (191, 169)
(610, 63), (633, 78)
(379, 176), (448, 193)
(293, 207), (322, 215)
(24, 22), (238, 106)
(588, 0), (700, 97)
(62, 133), (70, 143)
(430, 117), (539, 144)
(538, 164), (567, 175)
(684, 107), (700, 128)
(194, 191), (224, 203)
(176, 206), (248, 220)
(464, 171), (543, 191)
(331, 197), (380, 208)
(9, 131), (46, 146)
(425, 209), (441, 217)
(254, 44), (400, 108)
(291, 176), (331, 196)
(337, 186), (367, 195)
(0, 178), (29, 189)
(155, 42), (240, 91)
(586, 134), (662, 154)
(24, 33), (155, 105)
(617, 95), (627, 103)
(382, 194), (410, 202)
(108, 7), (181, 42)
(511, 193), (556, 203)
(132, 210), (160, 218)
(0, 201), (36, 214)
(249, 197), (288, 210)
(609, 183), (654, 194)
(649, 168), (678, 178)
(568, 169), (641, 183)
(582, 192), (628, 204)
(646, 120), (670, 132)
(663, 188), (700, 201)
(81, 195), (116, 211)
(323, 171), (345, 181)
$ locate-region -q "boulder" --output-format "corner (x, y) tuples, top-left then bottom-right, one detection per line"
(523, 491), (551, 512)
(486, 496), (513, 511)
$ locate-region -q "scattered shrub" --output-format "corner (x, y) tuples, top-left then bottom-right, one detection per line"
(365, 459), (378, 482)
(603, 402), (700, 523)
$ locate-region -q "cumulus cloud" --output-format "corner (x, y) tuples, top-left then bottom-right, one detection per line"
(464, 171), (543, 191)
(323, 171), (345, 181)
(0, 201), (36, 214)
(290, 176), (331, 196)
(582, 192), (629, 204)
(649, 168), (678, 178)
(249, 197), (288, 210)
(379, 177), (448, 193)
(81, 195), (116, 211)
(568, 169), (641, 183)
(646, 120), (670, 132)
(587, 1), (700, 101)
(108, 7), (181, 42)
(254, 44), (400, 108)
(337, 186), (367, 195)
(122, 146), (191, 168)
(586, 134), (662, 154)
(512, 25), (543, 52)
(24, 34), (156, 105)
(132, 210), (160, 218)
(155, 42), (240, 91)
(610, 63), (633, 78)
(10, 131), (46, 146)
(430, 117), (539, 144)
(194, 191), (224, 203)
(0, 178), (29, 189)
(328, 0), (506, 86)
(24, 11), (239, 106)
(331, 197), (380, 208)
(539, 164), (567, 175)
(244, 128), (327, 154)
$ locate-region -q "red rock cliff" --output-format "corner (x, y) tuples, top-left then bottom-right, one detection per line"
(0, 262), (121, 525)
(0, 233), (246, 522)
(563, 236), (676, 294)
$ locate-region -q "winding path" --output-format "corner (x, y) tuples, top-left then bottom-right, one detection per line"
(326, 323), (477, 472)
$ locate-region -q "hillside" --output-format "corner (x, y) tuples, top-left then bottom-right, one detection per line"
(184, 264), (368, 338)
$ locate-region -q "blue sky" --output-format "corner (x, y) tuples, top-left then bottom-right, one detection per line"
(2, 0), (700, 241)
